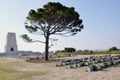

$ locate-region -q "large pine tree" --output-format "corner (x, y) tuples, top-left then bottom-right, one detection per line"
(21, 2), (84, 60)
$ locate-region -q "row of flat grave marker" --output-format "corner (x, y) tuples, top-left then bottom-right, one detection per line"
(53, 55), (120, 72)
(88, 59), (120, 72)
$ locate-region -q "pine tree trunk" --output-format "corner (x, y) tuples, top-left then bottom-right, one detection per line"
(45, 35), (49, 61)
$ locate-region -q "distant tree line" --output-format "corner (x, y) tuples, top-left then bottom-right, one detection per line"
(55, 46), (120, 55)
(56, 47), (76, 53)
(64, 47), (76, 52)
(108, 46), (118, 52)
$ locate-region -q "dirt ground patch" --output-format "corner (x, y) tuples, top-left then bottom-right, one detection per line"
(0, 54), (120, 80)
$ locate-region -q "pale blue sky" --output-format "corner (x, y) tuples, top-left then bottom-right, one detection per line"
(0, 0), (120, 52)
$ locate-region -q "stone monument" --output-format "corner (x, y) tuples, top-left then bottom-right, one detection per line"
(5, 32), (18, 52)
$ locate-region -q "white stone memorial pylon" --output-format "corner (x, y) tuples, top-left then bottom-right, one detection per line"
(5, 32), (18, 52)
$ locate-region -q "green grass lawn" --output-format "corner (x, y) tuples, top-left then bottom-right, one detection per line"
(0, 58), (52, 80)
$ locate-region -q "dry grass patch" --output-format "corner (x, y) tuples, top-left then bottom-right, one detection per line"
(0, 57), (53, 80)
